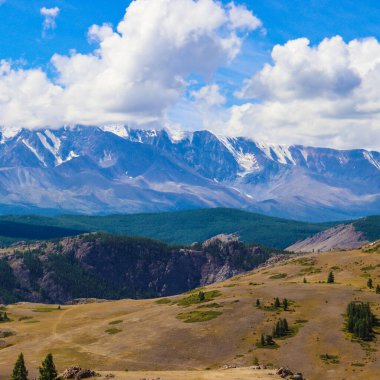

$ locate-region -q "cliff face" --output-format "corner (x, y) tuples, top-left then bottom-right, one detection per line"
(0, 233), (270, 304)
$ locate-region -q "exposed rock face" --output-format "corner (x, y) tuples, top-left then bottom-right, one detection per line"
(286, 223), (369, 253)
(61, 366), (100, 379)
(0, 233), (271, 304)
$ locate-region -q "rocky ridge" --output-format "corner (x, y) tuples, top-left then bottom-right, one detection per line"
(0, 233), (271, 304)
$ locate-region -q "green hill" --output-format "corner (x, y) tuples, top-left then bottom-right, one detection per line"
(353, 215), (380, 242)
(0, 208), (337, 249)
(0, 220), (84, 246)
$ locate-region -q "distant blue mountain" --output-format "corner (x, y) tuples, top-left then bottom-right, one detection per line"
(0, 125), (379, 221)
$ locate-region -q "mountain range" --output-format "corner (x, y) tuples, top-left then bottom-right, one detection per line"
(0, 125), (379, 221)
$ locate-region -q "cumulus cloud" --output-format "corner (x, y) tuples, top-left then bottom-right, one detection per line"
(191, 84), (226, 106)
(0, 0), (259, 129)
(226, 36), (380, 149)
(40, 6), (60, 34)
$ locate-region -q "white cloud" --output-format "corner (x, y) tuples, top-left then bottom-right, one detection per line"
(191, 84), (226, 106)
(225, 36), (380, 149)
(40, 6), (60, 33)
(0, 0), (259, 129)
(227, 2), (262, 30)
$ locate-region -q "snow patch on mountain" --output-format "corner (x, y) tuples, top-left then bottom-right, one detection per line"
(0, 127), (21, 143)
(22, 139), (47, 167)
(363, 151), (380, 171)
(101, 124), (129, 138)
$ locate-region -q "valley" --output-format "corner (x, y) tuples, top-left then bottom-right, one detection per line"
(1, 242), (380, 379)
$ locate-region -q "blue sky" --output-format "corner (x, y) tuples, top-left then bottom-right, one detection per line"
(3, 1), (380, 74)
(0, 0), (380, 149)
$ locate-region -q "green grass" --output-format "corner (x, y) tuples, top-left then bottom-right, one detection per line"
(155, 298), (172, 305)
(105, 327), (122, 335)
(108, 320), (123, 325)
(320, 354), (340, 364)
(255, 342), (279, 350)
(196, 302), (223, 309)
(177, 310), (222, 323)
(0, 208), (337, 249)
(0, 330), (15, 338)
(177, 290), (222, 307)
(31, 307), (62, 313)
(269, 273), (287, 279)
(299, 266), (321, 275)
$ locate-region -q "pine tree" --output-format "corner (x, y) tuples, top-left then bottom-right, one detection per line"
(283, 318), (289, 332)
(256, 299), (260, 307)
(376, 284), (380, 294)
(327, 271), (334, 283)
(265, 335), (275, 345)
(283, 298), (288, 311)
(198, 291), (205, 302)
(39, 353), (57, 380)
(303, 277), (307, 283)
(11, 353), (28, 380)
(346, 301), (374, 341)
(274, 297), (280, 308)
(367, 278), (373, 289)
(260, 333), (265, 346)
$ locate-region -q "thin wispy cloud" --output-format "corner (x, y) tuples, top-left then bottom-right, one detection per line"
(40, 6), (60, 35)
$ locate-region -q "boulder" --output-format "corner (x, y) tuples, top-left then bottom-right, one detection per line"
(277, 367), (293, 378)
(61, 366), (100, 379)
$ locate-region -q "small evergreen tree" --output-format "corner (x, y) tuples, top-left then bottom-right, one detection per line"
(38, 353), (57, 380)
(303, 277), (307, 283)
(376, 284), (380, 294)
(260, 333), (265, 346)
(327, 271), (334, 283)
(273, 318), (289, 338)
(274, 297), (280, 308)
(283, 298), (288, 311)
(367, 278), (373, 289)
(198, 291), (205, 302)
(256, 299), (260, 307)
(0, 311), (9, 322)
(253, 356), (259, 366)
(265, 334), (275, 345)
(12, 353), (28, 380)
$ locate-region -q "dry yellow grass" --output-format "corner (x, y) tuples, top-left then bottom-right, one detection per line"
(1, 246), (380, 379)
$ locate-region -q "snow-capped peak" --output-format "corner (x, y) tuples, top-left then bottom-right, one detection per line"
(100, 124), (129, 138)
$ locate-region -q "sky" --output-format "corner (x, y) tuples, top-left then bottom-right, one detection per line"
(0, 0), (380, 149)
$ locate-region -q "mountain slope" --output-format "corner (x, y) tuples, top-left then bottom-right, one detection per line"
(0, 125), (379, 221)
(287, 215), (380, 252)
(1, 245), (380, 379)
(0, 233), (272, 304)
(0, 208), (336, 249)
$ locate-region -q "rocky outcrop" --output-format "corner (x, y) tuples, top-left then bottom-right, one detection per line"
(0, 233), (271, 304)
(286, 223), (368, 253)
(61, 366), (100, 379)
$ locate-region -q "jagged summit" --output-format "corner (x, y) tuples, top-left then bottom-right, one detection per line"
(0, 125), (379, 221)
